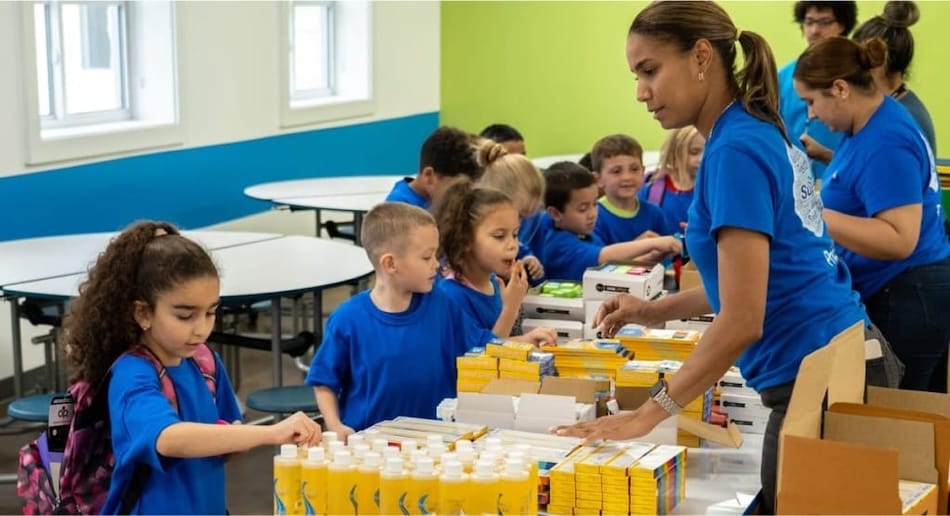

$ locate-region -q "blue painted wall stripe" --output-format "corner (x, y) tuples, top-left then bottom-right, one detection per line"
(1, 112), (439, 241)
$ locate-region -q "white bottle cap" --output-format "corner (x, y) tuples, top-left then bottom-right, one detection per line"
(352, 444), (371, 459)
(426, 434), (443, 447)
(456, 448), (475, 463)
(383, 446), (401, 459)
(415, 456), (435, 474)
(384, 456), (404, 474)
(322, 431), (338, 443)
(504, 458), (525, 475)
(474, 460), (495, 477)
(410, 449), (428, 464)
(328, 441), (346, 458)
(347, 434), (365, 448)
(429, 444), (448, 460)
(479, 451), (500, 465)
(441, 452), (458, 465)
(363, 451), (382, 468)
(307, 447), (325, 462)
(280, 444), (297, 458)
(334, 451), (352, 466)
(454, 439), (474, 450)
(442, 460), (463, 478)
(401, 438), (418, 452)
(372, 439), (390, 452)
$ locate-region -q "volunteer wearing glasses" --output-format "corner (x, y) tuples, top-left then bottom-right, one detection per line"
(777, 1), (858, 182)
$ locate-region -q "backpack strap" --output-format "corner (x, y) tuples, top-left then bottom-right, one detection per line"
(646, 169), (667, 205)
(127, 343), (218, 413)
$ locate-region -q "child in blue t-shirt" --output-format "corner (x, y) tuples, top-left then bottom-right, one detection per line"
(307, 203), (497, 439)
(62, 221), (321, 515)
(639, 126), (705, 230)
(433, 178), (557, 344)
(795, 36), (950, 393)
(541, 161), (681, 281)
(385, 126), (482, 210)
(591, 134), (675, 245)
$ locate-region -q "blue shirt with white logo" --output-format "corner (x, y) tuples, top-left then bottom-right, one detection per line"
(687, 102), (867, 391)
(821, 96), (950, 299)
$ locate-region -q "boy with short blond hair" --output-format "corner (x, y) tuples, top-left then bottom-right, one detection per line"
(307, 202), (496, 438)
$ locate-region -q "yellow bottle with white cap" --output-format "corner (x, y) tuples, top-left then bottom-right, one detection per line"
(497, 458), (531, 515)
(438, 460), (468, 516)
(273, 444), (302, 515)
(356, 451), (381, 515)
(408, 456), (439, 515)
(466, 460), (499, 516)
(300, 447), (327, 516)
(379, 457), (409, 516)
(327, 451), (357, 515)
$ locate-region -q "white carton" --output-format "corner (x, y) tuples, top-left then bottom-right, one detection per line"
(582, 263), (664, 301)
(665, 314), (715, 332)
(522, 294), (585, 321)
(522, 318), (583, 342)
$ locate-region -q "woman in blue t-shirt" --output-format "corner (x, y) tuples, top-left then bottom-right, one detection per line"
(552, 3), (882, 513)
(794, 36), (950, 394)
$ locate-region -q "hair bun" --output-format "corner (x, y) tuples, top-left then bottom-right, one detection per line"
(881, 1), (919, 29)
(478, 141), (508, 166)
(858, 38), (888, 70)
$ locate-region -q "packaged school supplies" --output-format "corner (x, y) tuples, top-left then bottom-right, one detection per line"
(541, 339), (631, 379)
(523, 281), (585, 322)
(615, 327), (702, 362)
(583, 263), (665, 301)
(457, 347), (499, 393)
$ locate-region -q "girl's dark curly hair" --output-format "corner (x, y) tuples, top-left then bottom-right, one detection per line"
(64, 220), (218, 388)
(432, 178), (513, 280)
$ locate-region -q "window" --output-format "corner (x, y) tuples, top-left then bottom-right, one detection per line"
(280, 0), (372, 127)
(19, 1), (180, 165)
(34, 2), (129, 127)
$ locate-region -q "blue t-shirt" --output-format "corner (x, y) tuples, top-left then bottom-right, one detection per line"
(306, 290), (496, 431)
(638, 173), (694, 230)
(899, 90), (937, 157)
(778, 58), (842, 180)
(437, 275), (502, 332)
(542, 228), (603, 281)
(384, 178), (429, 209)
(518, 211), (552, 260)
(821, 96), (950, 299)
(105, 352), (242, 515)
(594, 198), (674, 245)
(687, 101), (867, 392)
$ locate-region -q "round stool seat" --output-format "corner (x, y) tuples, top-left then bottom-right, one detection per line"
(8, 393), (61, 423)
(246, 385), (318, 414)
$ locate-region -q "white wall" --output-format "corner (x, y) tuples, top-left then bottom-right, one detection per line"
(0, 1), (440, 384)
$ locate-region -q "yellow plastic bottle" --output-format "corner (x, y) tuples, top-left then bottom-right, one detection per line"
(327, 451), (357, 516)
(465, 460), (499, 516)
(408, 456), (439, 515)
(356, 451), (381, 515)
(497, 459), (531, 516)
(456, 448), (476, 475)
(514, 445), (539, 516)
(273, 444), (302, 515)
(438, 460), (468, 516)
(379, 457), (409, 516)
(321, 431), (338, 452)
(300, 447), (327, 516)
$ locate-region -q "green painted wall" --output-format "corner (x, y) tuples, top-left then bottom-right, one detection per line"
(441, 1), (949, 158)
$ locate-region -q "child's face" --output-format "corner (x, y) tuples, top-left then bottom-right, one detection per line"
(686, 134), (705, 177)
(394, 224), (440, 293)
(550, 184), (600, 237)
(596, 154), (644, 202)
(135, 275), (220, 366)
(471, 203), (520, 277)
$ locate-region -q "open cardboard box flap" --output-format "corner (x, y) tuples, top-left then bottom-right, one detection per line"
(777, 321), (944, 514)
(539, 376), (598, 403)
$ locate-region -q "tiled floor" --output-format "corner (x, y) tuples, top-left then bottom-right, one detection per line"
(0, 284), (355, 514)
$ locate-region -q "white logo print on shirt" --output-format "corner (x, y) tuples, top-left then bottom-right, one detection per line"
(788, 144), (824, 237)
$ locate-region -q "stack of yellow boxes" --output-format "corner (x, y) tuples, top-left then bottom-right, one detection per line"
(615, 360), (712, 447)
(541, 339), (630, 379)
(601, 442), (658, 515)
(547, 446), (597, 515)
(456, 347), (499, 393)
(615, 327), (702, 361)
(629, 445), (687, 515)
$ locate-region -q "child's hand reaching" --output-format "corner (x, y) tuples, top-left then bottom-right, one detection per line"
(521, 256), (544, 280)
(518, 326), (559, 347)
(635, 230), (660, 240)
(636, 236), (683, 263)
(330, 423), (356, 443)
(500, 260), (529, 307)
(270, 411), (322, 447)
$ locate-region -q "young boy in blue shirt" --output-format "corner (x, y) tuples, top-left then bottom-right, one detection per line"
(541, 161), (681, 281)
(592, 134), (675, 245)
(385, 126), (482, 210)
(307, 202), (496, 439)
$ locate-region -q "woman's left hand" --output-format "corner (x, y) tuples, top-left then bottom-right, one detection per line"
(550, 405), (666, 445)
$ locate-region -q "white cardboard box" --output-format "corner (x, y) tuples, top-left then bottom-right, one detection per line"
(522, 294), (585, 321)
(522, 318), (583, 342)
(452, 378), (597, 433)
(665, 314), (715, 332)
(582, 263), (665, 301)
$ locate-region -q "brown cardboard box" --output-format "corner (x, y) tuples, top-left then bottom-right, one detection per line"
(678, 261), (702, 291)
(776, 322), (943, 515)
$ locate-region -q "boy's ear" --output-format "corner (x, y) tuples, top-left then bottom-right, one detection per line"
(419, 166), (436, 182)
(546, 206), (562, 224)
(378, 252), (398, 274)
(132, 300), (152, 330)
